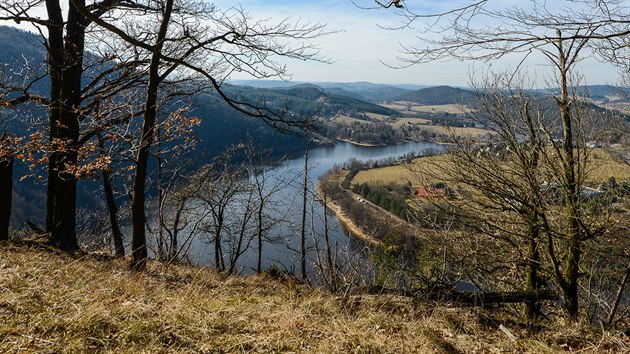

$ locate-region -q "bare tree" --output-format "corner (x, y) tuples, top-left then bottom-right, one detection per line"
(374, 0), (629, 319)
(300, 141), (310, 281)
(68, 0), (327, 270)
(0, 0), (152, 251)
(242, 146), (292, 273)
(153, 165), (210, 264)
(0, 132), (14, 241)
(97, 133), (124, 256)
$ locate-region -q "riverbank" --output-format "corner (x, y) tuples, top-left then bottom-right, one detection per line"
(316, 169), (425, 254)
(335, 138), (385, 147)
(315, 182), (380, 247)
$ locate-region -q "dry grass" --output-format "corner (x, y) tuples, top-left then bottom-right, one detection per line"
(587, 148), (630, 184)
(353, 164), (416, 186)
(354, 148), (630, 188)
(0, 242), (627, 353)
(353, 155), (447, 187)
(331, 114), (368, 125)
(418, 125), (492, 137)
(364, 113), (391, 121)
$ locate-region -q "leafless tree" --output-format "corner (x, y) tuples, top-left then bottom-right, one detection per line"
(0, 133), (14, 241)
(97, 132), (124, 256)
(374, 0), (629, 319)
(0, 0), (152, 251)
(68, 0), (328, 270)
(1, 1), (327, 265)
(242, 146), (292, 274)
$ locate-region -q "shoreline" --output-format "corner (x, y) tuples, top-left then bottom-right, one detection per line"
(334, 137), (456, 148)
(335, 138), (385, 147)
(314, 183), (381, 247)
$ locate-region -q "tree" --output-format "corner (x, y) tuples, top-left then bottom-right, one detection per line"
(375, 0), (629, 318)
(300, 141), (310, 281)
(0, 132), (14, 241)
(243, 146), (291, 274)
(412, 75), (582, 319)
(97, 133), (124, 257)
(68, 0), (326, 270)
(0, 0), (150, 251)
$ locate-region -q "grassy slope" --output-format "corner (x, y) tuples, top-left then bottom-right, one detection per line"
(354, 148), (630, 187)
(1, 243), (627, 353)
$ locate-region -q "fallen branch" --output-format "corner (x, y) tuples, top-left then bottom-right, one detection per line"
(427, 289), (559, 306)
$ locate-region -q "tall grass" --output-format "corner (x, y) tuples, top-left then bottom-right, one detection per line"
(0, 242), (626, 353)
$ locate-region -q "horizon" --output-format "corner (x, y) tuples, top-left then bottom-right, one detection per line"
(229, 78), (628, 90)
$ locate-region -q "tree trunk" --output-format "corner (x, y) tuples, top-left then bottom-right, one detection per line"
(129, 0), (174, 270)
(130, 81), (157, 269)
(525, 221), (541, 320)
(156, 123), (166, 260)
(556, 31), (581, 318)
(46, 0), (85, 251)
(44, 0), (63, 233)
(214, 216), (225, 271)
(323, 192), (337, 292)
(256, 203), (263, 273)
(430, 289), (559, 306)
(606, 261), (630, 329)
(98, 134), (125, 257)
(300, 142), (309, 281)
(0, 154), (13, 241)
(102, 170), (125, 257)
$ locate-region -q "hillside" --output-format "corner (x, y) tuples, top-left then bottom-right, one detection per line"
(391, 85), (479, 106)
(232, 80), (421, 103)
(228, 84), (399, 116)
(0, 25), (44, 66)
(1, 242), (626, 353)
(536, 85), (630, 102)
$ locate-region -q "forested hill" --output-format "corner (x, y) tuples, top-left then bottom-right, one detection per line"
(0, 25), (44, 65)
(225, 84), (398, 116)
(391, 85), (478, 105)
(232, 79), (421, 103)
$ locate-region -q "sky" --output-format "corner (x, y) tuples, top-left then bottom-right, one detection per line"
(217, 0), (624, 87)
(4, 0), (625, 88)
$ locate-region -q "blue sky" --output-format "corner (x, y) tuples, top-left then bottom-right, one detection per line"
(220, 0), (623, 87)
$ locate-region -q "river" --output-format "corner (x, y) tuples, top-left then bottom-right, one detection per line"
(182, 140), (444, 274)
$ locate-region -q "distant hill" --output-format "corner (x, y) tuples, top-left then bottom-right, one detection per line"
(0, 25), (45, 66)
(391, 86), (478, 106)
(227, 84), (398, 117)
(535, 85), (630, 107)
(232, 80), (423, 103)
(232, 79), (427, 91)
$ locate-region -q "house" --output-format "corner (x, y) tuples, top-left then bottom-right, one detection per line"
(415, 187), (446, 200)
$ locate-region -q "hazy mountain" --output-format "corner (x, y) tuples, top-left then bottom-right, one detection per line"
(536, 85), (630, 103)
